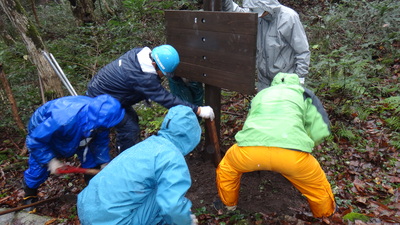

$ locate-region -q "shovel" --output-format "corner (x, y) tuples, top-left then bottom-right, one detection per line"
(205, 119), (222, 168)
(56, 165), (100, 175)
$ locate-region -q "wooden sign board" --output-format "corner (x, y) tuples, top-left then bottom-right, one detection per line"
(165, 10), (258, 95)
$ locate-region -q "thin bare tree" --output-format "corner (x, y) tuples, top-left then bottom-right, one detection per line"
(0, 64), (25, 133)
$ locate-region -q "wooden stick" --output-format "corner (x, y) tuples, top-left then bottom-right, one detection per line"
(0, 197), (58, 216)
(205, 119), (222, 168)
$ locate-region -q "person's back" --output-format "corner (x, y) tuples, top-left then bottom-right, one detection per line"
(26, 95), (125, 164)
(87, 47), (159, 107)
(77, 105), (201, 225)
(235, 73), (329, 152)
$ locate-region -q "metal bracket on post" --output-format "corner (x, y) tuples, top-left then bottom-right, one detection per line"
(42, 51), (78, 96)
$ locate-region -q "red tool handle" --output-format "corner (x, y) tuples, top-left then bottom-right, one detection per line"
(56, 165), (89, 174)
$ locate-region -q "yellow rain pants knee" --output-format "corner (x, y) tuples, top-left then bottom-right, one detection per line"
(216, 144), (335, 218)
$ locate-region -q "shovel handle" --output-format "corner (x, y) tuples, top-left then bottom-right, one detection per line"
(56, 165), (100, 175)
(205, 119), (222, 167)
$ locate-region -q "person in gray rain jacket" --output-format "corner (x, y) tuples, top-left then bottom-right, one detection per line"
(87, 44), (214, 153)
(77, 105), (201, 225)
(222, 0), (310, 91)
(22, 95), (125, 211)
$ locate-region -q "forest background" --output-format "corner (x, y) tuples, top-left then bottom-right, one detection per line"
(0, 0), (399, 224)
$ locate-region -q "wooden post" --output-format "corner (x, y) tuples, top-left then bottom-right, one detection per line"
(204, 84), (221, 167)
(203, 0), (222, 167)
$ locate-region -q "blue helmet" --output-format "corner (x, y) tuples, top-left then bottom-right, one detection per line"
(151, 45), (180, 78)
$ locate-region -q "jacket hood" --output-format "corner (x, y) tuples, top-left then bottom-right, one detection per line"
(86, 95), (125, 131)
(243, 0), (281, 14)
(271, 72), (300, 86)
(157, 105), (201, 156)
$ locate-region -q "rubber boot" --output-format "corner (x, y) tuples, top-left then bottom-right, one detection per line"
(23, 184), (38, 213)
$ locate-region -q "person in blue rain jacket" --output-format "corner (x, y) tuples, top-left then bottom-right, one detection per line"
(77, 105), (201, 225)
(22, 95), (125, 211)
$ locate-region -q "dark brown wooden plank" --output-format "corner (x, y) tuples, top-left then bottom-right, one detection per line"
(176, 62), (256, 95)
(165, 10), (257, 35)
(165, 10), (257, 95)
(166, 28), (256, 57)
(174, 45), (255, 75)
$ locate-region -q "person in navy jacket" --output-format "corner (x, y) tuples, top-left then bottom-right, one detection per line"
(77, 105), (201, 225)
(86, 45), (215, 152)
(22, 95), (125, 211)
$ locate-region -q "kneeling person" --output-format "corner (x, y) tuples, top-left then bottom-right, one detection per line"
(77, 105), (201, 225)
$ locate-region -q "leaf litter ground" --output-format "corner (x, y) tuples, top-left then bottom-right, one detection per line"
(1, 89), (399, 224)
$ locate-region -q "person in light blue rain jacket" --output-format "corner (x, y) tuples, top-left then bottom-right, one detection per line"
(22, 95), (125, 211)
(77, 105), (201, 225)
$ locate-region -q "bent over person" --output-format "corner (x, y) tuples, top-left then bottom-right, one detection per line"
(87, 44), (214, 153)
(23, 95), (125, 211)
(216, 73), (336, 218)
(77, 105), (201, 225)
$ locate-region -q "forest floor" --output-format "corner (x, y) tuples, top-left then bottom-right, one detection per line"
(0, 130), (333, 225)
(0, 90), (337, 225)
(2, 90), (396, 225)
(1, 1), (399, 224)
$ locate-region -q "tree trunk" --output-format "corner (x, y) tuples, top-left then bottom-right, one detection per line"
(0, 0), (64, 100)
(68, 0), (97, 24)
(0, 64), (26, 133)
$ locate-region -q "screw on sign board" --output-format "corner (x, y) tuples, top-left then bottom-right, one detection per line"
(165, 10), (258, 95)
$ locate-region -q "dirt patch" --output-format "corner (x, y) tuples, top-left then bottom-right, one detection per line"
(186, 146), (310, 217)
(0, 146), (310, 225)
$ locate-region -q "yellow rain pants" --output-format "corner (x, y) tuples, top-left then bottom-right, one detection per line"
(216, 144), (336, 218)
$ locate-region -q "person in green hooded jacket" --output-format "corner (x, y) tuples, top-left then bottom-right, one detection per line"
(215, 73), (336, 219)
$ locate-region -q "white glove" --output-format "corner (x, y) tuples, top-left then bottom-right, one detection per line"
(48, 158), (64, 174)
(299, 77), (305, 85)
(190, 214), (198, 225)
(198, 106), (215, 120)
(226, 205), (237, 211)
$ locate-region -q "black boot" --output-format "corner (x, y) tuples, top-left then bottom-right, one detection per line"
(23, 184), (38, 213)
(84, 174), (95, 185)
